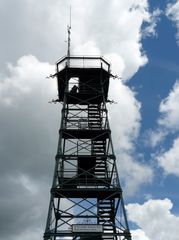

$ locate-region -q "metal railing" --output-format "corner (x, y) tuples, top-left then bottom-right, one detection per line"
(56, 55), (110, 72)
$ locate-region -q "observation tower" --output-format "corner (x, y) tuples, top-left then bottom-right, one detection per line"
(43, 54), (132, 240)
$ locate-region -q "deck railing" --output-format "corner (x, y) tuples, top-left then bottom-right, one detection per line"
(56, 56), (110, 72)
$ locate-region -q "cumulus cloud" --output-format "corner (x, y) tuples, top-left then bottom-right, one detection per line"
(145, 81), (179, 148)
(143, 80), (179, 177)
(0, 0), (159, 81)
(157, 137), (179, 176)
(166, 0), (179, 45)
(0, 55), (59, 239)
(131, 229), (151, 240)
(142, 8), (162, 38)
(0, 55), (56, 106)
(127, 198), (179, 240)
(0, 174), (46, 240)
(107, 79), (153, 195)
(158, 80), (179, 131)
(108, 79), (141, 151)
(145, 128), (167, 147)
(70, 0), (162, 80)
(10, 229), (43, 240)
(73, 41), (101, 55)
(76, 0), (150, 80)
(117, 153), (153, 196)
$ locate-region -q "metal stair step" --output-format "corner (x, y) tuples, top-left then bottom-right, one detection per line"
(93, 146), (105, 149)
(98, 207), (114, 210)
(98, 221), (113, 224)
(93, 151), (105, 153)
(99, 213), (114, 216)
(98, 203), (112, 205)
(88, 106), (99, 109)
(99, 205), (112, 207)
(93, 152), (105, 154)
(88, 111), (100, 113)
(88, 109), (100, 111)
(93, 143), (106, 146)
(93, 149), (105, 151)
(94, 152), (105, 156)
(89, 124), (101, 126)
(98, 204), (112, 207)
(95, 174), (106, 176)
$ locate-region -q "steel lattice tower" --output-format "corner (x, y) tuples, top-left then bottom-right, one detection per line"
(44, 55), (132, 240)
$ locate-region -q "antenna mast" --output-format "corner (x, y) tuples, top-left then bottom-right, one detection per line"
(67, 5), (71, 57)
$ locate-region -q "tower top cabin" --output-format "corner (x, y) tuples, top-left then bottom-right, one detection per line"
(56, 56), (111, 104)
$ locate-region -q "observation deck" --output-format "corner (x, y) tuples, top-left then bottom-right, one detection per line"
(56, 56), (111, 103)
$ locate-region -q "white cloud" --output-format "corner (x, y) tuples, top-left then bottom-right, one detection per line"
(157, 137), (179, 176)
(158, 80), (179, 131)
(131, 229), (151, 240)
(73, 41), (101, 55)
(11, 228), (43, 240)
(145, 128), (167, 147)
(127, 198), (179, 240)
(0, 174), (48, 240)
(12, 174), (39, 195)
(104, 53), (126, 78)
(107, 79), (153, 195)
(69, 0), (160, 81)
(108, 79), (141, 151)
(0, 0), (160, 81)
(144, 80), (179, 148)
(166, 0), (179, 45)
(0, 55), (59, 239)
(0, 55), (56, 106)
(142, 8), (162, 38)
(118, 153), (153, 196)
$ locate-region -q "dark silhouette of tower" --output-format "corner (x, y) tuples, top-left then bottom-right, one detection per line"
(43, 55), (132, 240)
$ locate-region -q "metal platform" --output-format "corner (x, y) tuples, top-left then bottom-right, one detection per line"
(51, 187), (122, 198)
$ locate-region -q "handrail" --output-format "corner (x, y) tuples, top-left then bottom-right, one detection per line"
(56, 55), (110, 72)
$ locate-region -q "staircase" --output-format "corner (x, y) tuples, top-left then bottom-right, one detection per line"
(98, 199), (115, 240)
(92, 140), (107, 179)
(88, 104), (102, 129)
(88, 104), (115, 239)
(88, 104), (107, 179)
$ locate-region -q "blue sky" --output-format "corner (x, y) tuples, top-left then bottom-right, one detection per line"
(127, 0), (179, 207)
(0, 0), (179, 240)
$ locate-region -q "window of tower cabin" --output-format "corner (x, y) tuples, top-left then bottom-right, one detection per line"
(69, 77), (79, 93)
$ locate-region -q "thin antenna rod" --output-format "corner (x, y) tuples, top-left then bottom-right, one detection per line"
(67, 5), (71, 57)
(70, 5), (71, 27)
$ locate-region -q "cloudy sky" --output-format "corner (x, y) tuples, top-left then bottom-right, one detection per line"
(0, 0), (179, 239)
